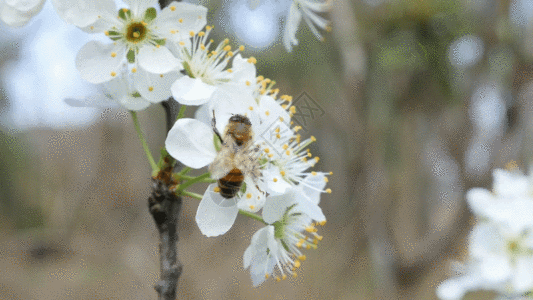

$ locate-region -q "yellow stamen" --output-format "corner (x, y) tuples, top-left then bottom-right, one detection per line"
(131, 68), (137, 73)
(110, 71), (117, 77)
(148, 86), (154, 92)
(170, 6), (176, 11)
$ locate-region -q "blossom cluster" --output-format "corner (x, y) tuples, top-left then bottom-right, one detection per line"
(437, 168), (533, 299)
(0, 0), (333, 286)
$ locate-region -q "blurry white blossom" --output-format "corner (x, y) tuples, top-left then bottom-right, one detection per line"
(283, 0), (331, 52)
(0, 0), (46, 26)
(437, 168), (533, 299)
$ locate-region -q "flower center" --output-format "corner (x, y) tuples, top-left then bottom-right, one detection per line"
(126, 22), (148, 44)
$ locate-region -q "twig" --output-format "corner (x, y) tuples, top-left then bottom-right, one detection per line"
(149, 1), (184, 298)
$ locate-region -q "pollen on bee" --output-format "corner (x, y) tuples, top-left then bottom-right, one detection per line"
(111, 71), (117, 77)
(148, 86), (154, 92)
(131, 68), (137, 73)
(214, 186), (221, 193)
(111, 52), (117, 58)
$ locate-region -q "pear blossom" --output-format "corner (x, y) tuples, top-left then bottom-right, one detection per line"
(62, 0), (207, 83)
(171, 26), (257, 106)
(0, 0), (46, 26)
(283, 0), (331, 52)
(243, 189), (326, 286)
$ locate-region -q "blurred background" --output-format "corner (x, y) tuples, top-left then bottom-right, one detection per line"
(0, 0), (530, 298)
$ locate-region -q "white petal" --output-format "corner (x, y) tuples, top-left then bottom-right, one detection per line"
(479, 255), (511, 284)
(64, 95), (117, 108)
(237, 178), (266, 212)
(124, 0), (158, 16)
(262, 190), (295, 224)
(294, 191), (326, 222)
(263, 165), (291, 195)
(134, 68), (180, 103)
(469, 223), (504, 258)
(0, 2), (33, 26)
(492, 168), (530, 198)
(138, 45), (180, 74)
(243, 226), (271, 268)
(118, 95), (151, 111)
(257, 94), (291, 124)
(512, 256), (533, 293)
(171, 77), (216, 106)
(5, 0), (43, 12)
(51, 0), (116, 28)
(436, 276), (476, 300)
(195, 184), (239, 237)
(300, 173), (327, 205)
(465, 188), (495, 217)
(230, 54), (256, 91)
(76, 41), (124, 84)
(165, 118), (216, 168)
(154, 2), (207, 42)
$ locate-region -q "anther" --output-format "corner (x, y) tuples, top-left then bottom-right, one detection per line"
(170, 6), (176, 11)
(111, 71), (117, 77)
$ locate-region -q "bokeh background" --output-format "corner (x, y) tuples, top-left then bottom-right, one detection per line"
(0, 0), (530, 298)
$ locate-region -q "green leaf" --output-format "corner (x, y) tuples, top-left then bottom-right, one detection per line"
(127, 49), (135, 63)
(144, 7), (157, 22)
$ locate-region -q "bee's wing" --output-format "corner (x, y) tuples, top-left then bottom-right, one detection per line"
(208, 141), (236, 179)
(235, 144), (262, 181)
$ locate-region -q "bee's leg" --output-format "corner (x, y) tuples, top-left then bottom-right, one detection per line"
(212, 110), (224, 144)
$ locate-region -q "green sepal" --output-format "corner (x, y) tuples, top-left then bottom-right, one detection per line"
(280, 239), (290, 252)
(118, 8), (131, 21)
(182, 61), (194, 78)
(273, 221), (284, 239)
(144, 7), (157, 22)
(127, 49), (136, 63)
(132, 91), (142, 98)
(153, 38), (166, 46)
(213, 132), (222, 151)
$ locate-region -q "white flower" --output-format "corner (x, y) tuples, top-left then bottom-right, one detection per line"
(59, 0), (207, 83)
(467, 168), (533, 234)
(437, 223), (533, 299)
(243, 189), (325, 286)
(171, 26), (257, 106)
(0, 0), (46, 26)
(64, 65), (179, 110)
(283, 0), (331, 52)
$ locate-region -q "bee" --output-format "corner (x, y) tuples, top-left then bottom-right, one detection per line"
(209, 112), (262, 199)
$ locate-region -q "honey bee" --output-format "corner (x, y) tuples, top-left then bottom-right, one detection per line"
(209, 112), (262, 199)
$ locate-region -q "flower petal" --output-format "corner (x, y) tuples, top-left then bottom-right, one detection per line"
(171, 77), (216, 106)
(0, 0), (44, 26)
(262, 190), (295, 224)
(76, 41), (124, 84)
(154, 2), (207, 42)
(134, 68), (180, 103)
(165, 118), (216, 168)
(195, 184), (239, 237)
(237, 178), (266, 212)
(300, 172), (327, 205)
(64, 94), (119, 109)
(51, 0), (116, 28)
(124, 0), (158, 16)
(137, 45), (180, 74)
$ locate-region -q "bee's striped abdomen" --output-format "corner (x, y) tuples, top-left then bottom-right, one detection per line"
(218, 168), (244, 198)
